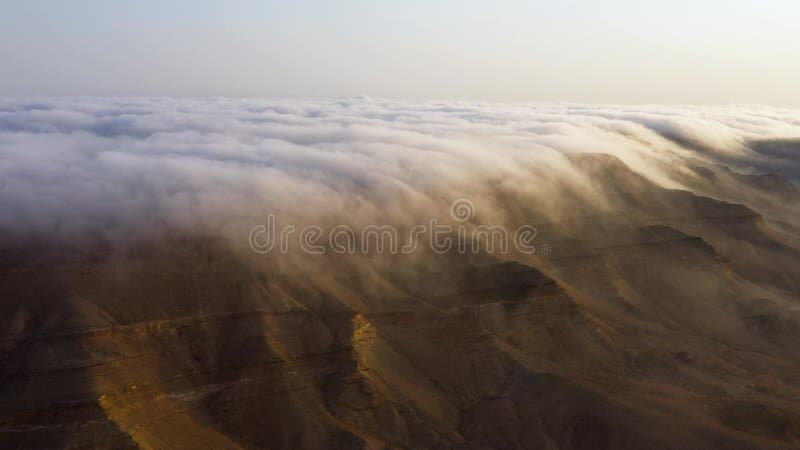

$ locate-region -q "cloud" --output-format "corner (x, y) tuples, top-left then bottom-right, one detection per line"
(1, 97), (799, 246)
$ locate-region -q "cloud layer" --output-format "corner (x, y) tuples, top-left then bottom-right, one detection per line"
(1, 97), (799, 245)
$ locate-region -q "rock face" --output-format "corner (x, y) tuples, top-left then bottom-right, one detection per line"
(2, 154), (800, 449)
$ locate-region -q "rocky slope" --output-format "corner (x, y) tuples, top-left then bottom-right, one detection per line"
(2, 153), (800, 449)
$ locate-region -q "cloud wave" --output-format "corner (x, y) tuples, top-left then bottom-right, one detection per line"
(1, 97), (799, 245)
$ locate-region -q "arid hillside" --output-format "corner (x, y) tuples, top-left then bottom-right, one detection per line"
(1, 99), (799, 449)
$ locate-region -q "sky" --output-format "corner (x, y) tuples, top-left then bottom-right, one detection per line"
(1, 0), (799, 105)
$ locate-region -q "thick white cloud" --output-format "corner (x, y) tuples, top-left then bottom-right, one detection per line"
(1, 97), (799, 243)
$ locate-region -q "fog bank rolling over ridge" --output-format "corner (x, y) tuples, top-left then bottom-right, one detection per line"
(1, 97), (799, 243)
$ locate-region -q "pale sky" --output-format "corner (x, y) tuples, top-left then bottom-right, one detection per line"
(1, 0), (799, 105)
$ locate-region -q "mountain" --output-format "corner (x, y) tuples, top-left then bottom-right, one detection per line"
(1, 99), (800, 449)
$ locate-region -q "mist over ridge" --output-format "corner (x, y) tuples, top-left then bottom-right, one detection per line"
(2, 97), (799, 244)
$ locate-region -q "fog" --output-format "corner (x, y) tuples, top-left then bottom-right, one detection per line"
(1, 97), (799, 249)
